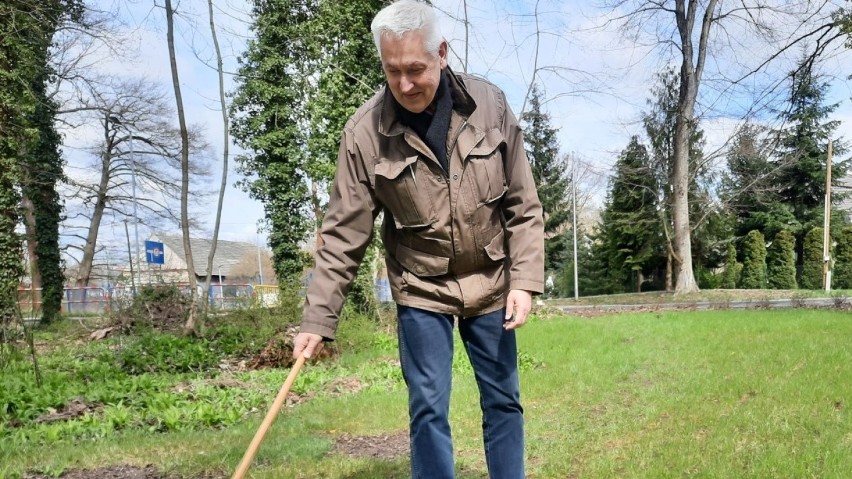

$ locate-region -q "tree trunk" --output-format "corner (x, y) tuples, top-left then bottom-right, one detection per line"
(666, 250), (673, 292)
(77, 145), (111, 287)
(21, 193), (41, 291)
(312, 181), (324, 251)
(670, 0), (713, 294)
(201, 0), (229, 317)
(164, 0), (199, 334)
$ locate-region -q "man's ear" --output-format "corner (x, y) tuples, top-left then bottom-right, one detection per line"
(439, 40), (448, 68)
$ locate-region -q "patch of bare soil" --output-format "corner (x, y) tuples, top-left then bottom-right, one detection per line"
(25, 465), (226, 479)
(25, 465), (168, 479)
(332, 431), (410, 460)
(250, 325), (339, 370)
(34, 398), (100, 424)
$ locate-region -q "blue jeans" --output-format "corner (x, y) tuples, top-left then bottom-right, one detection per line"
(397, 305), (524, 479)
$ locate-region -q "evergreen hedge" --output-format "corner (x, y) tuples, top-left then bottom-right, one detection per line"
(767, 229), (797, 290)
(833, 226), (852, 289)
(720, 243), (740, 289)
(800, 227), (824, 290)
(740, 230), (767, 289)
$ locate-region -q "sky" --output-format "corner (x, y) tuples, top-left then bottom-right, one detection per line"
(58, 0), (852, 266)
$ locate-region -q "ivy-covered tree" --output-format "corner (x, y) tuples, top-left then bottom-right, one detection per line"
(833, 226), (852, 289)
(231, 0), (320, 284)
(522, 84), (572, 272)
(772, 60), (850, 266)
(767, 229), (797, 290)
(800, 227), (825, 290)
(21, 78), (65, 324)
(740, 230), (767, 289)
(0, 0), (82, 324)
(596, 136), (659, 293)
(231, 0), (386, 288)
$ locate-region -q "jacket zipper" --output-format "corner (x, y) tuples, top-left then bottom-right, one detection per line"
(446, 119), (468, 179)
(445, 118), (468, 269)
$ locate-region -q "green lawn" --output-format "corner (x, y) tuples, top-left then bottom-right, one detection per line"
(3, 308), (851, 478)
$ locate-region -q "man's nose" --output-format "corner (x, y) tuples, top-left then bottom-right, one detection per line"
(400, 75), (414, 93)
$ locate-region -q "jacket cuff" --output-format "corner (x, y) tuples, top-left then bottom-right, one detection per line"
(509, 278), (544, 295)
(299, 321), (337, 341)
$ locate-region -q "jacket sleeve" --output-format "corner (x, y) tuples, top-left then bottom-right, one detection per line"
(499, 92), (545, 294)
(299, 128), (378, 340)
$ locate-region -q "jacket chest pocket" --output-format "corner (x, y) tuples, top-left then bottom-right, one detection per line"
(466, 128), (508, 207)
(374, 155), (437, 229)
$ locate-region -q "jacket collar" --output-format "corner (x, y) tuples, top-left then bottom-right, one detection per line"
(378, 66), (477, 138)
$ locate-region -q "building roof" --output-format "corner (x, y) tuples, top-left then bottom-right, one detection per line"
(151, 234), (261, 276)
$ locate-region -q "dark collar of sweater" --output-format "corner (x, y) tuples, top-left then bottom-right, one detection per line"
(394, 68), (453, 172)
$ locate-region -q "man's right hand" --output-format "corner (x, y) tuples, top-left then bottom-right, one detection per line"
(292, 332), (324, 359)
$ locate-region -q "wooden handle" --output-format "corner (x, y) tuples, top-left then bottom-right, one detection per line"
(231, 354), (307, 479)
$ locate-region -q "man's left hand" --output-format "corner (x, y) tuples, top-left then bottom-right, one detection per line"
(504, 289), (533, 330)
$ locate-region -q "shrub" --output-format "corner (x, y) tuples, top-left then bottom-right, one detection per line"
(800, 227), (824, 290)
(767, 229), (797, 290)
(740, 230), (767, 289)
(113, 285), (191, 332)
(720, 243), (741, 289)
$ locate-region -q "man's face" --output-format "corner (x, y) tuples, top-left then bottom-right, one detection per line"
(380, 30), (447, 114)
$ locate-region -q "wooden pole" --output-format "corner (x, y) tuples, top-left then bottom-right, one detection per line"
(823, 141), (833, 291)
(232, 354), (306, 479)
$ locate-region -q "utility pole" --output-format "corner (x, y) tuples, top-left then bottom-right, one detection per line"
(823, 141), (833, 291)
(572, 157), (579, 300)
(256, 232), (263, 286)
(124, 220), (136, 296)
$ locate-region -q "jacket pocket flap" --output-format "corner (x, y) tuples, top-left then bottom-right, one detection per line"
(484, 229), (507, 261)
(375, 155), (419, 180)
(396, 243), (450, 277)
(469, 128), (504, 156)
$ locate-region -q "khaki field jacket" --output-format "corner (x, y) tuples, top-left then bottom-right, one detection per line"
(301, 69), (544, 339)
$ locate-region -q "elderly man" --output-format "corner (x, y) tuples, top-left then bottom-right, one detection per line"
(292, 1), (544, 477)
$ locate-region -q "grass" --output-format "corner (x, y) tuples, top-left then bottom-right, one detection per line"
(2, 307), (851, 478)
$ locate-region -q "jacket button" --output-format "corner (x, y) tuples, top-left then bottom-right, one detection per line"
(453, 174), (459, 180)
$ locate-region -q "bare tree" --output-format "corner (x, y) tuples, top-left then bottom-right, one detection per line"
(199, 0), (231, 316)
(603, 0), (845, 293)
(164, 0), (199, 335)
(60, 77), (211, 286)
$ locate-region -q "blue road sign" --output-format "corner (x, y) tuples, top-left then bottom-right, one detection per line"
(145, 240), (165, 264)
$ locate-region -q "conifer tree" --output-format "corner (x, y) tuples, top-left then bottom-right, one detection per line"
(740, 230), (767, 289)
(720, 243), (741, 289)
(833, 226), (852, 289)
(773, 60), (850, 266)
(767, 229), (797, 290)
(800, 227), (825, 290)
(721, 124), (799, 240)
(522, 84), (572, 272)
(597, 136), (659, 292)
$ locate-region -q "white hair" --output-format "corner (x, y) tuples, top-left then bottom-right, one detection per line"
(371, 0), (444, 58)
